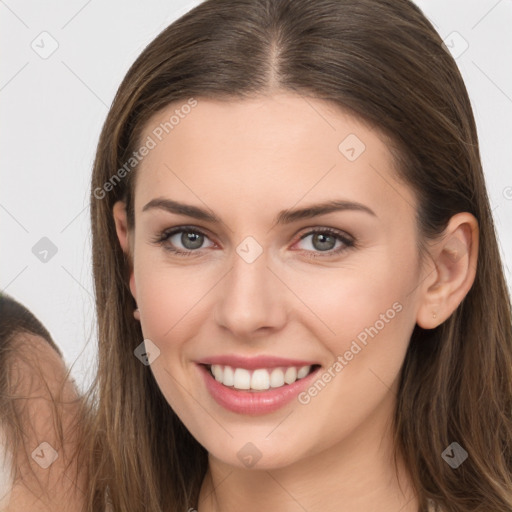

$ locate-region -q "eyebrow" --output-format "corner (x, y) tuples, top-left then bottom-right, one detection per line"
(142, 197), (376, 224)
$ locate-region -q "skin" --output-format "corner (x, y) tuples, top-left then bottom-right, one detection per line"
(3, 333), (86, 511)
(113, 93), (478, 512)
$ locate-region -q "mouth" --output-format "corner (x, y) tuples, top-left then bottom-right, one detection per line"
(197, 360), (322, 415)
(203, 363), (321, 392)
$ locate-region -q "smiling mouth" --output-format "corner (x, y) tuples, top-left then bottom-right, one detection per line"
(204, 363), (321, 391)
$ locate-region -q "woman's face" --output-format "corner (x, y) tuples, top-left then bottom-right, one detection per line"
(117, 94), (429, 469)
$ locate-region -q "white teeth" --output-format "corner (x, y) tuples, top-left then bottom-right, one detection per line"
(233, 368), (251, 390)
(211, 364), (223, 382)
(209, 364), (313, 390)
(270, 368), (285, 388)
(297, 365), (310, 379)
(223, 365), (234, 386)
(251, 369), (270, 390)
(284, 367), (297, 384)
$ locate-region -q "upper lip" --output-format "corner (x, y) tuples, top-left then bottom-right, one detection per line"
(196, 355), (319, 370)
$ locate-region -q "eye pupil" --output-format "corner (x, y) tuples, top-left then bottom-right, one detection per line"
(313, 233), (336, 251)
(182, 231), (203, 249)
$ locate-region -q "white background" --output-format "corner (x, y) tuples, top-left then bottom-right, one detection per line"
(1, 0), (511, 392)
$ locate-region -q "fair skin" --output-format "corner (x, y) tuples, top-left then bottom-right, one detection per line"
(113, 93), (478, 512)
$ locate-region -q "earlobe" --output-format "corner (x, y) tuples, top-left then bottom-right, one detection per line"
(416, 212), (479, 329)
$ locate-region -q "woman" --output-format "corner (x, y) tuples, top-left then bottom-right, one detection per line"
(4, 0), (511, 510)
(85, 0), (512, 510)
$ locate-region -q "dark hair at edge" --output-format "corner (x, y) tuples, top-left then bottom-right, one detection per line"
(87, 0), (512, 510)
(0, 292), (90, 505)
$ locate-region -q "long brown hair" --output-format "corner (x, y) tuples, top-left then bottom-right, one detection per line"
(85, 0), (512, 510)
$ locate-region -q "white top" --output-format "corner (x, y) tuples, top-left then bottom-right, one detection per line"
(0, 425), (13, 510)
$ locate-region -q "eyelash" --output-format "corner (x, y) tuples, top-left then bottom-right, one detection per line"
(151, 225), (355, 258)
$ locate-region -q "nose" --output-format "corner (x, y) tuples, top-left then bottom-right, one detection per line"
(214, 245), (288, 338)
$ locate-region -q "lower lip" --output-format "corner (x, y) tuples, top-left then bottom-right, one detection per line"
(198, 364), (321, 415)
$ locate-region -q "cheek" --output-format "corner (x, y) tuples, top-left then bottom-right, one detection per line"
(133, 258), (209, 419)
(133, 250), (214, 343)
(277, 268), (416, 456)
(285, 252), (416, 354)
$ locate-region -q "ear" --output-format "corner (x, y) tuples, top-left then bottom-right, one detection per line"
(112, 200), (137, 304)
(416, 212), (479, 329)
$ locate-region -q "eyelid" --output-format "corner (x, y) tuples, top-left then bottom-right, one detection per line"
(157, 225), (213, 241)
(291, 226), (355, 256)
(150, 225), (215, 255)
(153, 225), (355, 257)
(295, 226), (354, 243)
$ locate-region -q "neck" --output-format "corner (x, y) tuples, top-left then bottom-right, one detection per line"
(196, 398), (419, 512)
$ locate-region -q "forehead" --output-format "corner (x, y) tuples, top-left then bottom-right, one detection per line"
(134, 94), (416, 222)
(140, 94), (382, 164)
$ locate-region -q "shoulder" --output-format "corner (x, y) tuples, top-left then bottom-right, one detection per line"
(0, 294), (87, 511)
